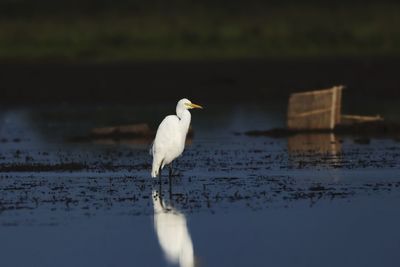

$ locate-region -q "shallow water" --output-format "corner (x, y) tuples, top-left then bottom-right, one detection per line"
(0, 102), (400, 267)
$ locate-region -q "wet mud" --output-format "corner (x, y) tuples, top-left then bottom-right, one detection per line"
(1, 138), (400, 226)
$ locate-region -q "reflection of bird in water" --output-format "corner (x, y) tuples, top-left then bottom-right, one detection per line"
(152, 189), (196, 267)
(151, 99), (202, 178)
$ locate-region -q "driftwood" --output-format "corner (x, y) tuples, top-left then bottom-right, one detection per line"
(90, 123), (152, 138)
(69, 123), (194, 143)
(340, 114), (383, 125)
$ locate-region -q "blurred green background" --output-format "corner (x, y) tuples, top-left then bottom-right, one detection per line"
(1, 0), (400, 62)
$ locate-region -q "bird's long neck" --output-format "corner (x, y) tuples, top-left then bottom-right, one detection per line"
(176, 108), (191, 136)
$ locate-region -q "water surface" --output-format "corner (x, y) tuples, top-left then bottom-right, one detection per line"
(0, 102), (399, 267)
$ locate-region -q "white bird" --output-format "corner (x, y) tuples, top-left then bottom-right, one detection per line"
(152, 190), (195, 267)
(151, 98), (203, 178)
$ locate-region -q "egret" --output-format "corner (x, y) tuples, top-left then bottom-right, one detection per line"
(151, 98), (203, 178)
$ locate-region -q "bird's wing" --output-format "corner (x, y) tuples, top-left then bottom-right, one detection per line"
(155, 115), (180, 140)
(153, 115), (181, 151)
(150, 115), (177, 156)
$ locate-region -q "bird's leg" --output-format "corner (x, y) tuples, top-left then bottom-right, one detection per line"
(168, 173), (172, 202)
(169, 161), (181, 177)
(158, 176), (162, 198)
(158, 165), (162, 185)
(157, 177), (166, 210)
(168, 162), (173, 178)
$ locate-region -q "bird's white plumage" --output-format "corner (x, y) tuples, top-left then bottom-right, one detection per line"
(151, 99), (201, 178)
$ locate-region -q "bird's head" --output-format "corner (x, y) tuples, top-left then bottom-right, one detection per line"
(178, 98), (203, 110)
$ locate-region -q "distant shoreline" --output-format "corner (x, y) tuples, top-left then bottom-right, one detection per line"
(1, 1), (400, 61)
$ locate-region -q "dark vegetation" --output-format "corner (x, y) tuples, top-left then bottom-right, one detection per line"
(1, 0), (400, 61)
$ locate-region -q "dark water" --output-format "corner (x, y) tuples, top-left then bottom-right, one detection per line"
(0, 101), (400, 267)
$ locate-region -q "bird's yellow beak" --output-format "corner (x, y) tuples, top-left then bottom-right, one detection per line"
(186, 103), (203, 109)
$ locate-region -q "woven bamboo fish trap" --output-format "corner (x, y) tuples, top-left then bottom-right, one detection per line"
(287, 86), (344, 130)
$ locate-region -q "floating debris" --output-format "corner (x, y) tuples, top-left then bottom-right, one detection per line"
(287, 85), (343, 130)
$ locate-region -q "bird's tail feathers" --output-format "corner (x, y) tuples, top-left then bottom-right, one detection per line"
(151, 168), (158, 178)
(151, 158), (163, 178)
